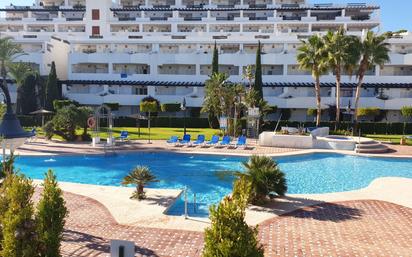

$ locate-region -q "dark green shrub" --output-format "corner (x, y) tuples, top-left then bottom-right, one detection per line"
(401, 106), (412, 119)
(160, 103), (181, 113)
(53, 99), (79, 110)
(236, 155), (287, 204)
(36, 170), (68, 257)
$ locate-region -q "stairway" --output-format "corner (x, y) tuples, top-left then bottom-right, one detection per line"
(355, 140), (389, 154)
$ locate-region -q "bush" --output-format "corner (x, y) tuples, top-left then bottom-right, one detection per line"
(236, 155), (287, 204)
(0, 174), (38, 257)
(53, 99), (79, 110)
(401, 106), (412, 118)
(160, 103), (181, 113)
(203, 176), (264, 257)
(121, 166), (158, 200)
(307, 108), (317, 117)
(357, 107), (381, 118)
(36, 170), (68, 257)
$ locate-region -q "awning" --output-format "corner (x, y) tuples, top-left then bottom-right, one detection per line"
(60, 80), (412, 89)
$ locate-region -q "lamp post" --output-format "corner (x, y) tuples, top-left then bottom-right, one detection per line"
(181, 97), (187, 135)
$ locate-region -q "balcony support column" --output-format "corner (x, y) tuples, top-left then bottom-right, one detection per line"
(375, 65), (381, 76)
(195, 64), (200, 75)
(308, 23), (312, 33)
(58, 11), (62, 18)
(28, 11), (32, 18)
(307, 10), (311, 17)
(341, 9), (345, 17)
(64, 0), (69, 7)
(283, 64), (287, 75)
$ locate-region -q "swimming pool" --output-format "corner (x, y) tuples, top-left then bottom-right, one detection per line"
(13, 152), (412, 217)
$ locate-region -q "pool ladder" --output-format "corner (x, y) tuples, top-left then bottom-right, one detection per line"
(184, 187), (197, 219)
(103, 143), (117, 156)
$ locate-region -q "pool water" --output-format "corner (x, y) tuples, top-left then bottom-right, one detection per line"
(13, 152), (412, 217)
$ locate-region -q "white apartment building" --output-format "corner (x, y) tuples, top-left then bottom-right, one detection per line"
(1, 0), (412, 122)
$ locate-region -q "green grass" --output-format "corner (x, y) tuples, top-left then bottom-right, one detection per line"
(27, 127), (222, 141)
(364, 134), (412, 146)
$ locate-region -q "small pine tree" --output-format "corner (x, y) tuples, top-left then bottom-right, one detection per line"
(36, 170), (68, 257)
(0, 174), (38, 257)
(45, 62), (60, 111)
(211, 41), (219, 75)
(253, 41), (264, 101)
(203, 177), (264, 257)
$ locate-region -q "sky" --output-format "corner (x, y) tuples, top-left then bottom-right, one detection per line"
(0, 0), (411, 32)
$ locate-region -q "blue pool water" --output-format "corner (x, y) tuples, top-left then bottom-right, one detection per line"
(13, 152), (412, 217)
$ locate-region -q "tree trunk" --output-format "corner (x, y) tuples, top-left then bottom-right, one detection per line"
(1, 61), (13, 114)
(335, 69), (341, 130)
(137, 185), (144, 198)
(315, 76), (322, 127)
(354, 59), (368, 132)
(353, 73), (364, 132)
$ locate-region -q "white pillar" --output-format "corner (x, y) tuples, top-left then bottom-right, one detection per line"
(307, 10), (311, 17)
(341, 9), (346, 17)
(375, 65), (380, 76)
(28, 11), (32, 18)
(64, 0), (69, 7)
(283, 64), (287, 75)
(207, 10), (211, 18)
(196, 64), (200, 75)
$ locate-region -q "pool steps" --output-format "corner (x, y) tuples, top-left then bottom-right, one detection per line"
(355, 140), (389, 154)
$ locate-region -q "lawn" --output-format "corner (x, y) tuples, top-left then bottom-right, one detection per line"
(364, 134), (412, 146)
(29, 127), (222, 141)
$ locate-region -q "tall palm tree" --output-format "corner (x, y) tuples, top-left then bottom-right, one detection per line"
(0, 36), (26, 114)
(236, 155), (287, 204)
(7, 62), (33, 114)
(297, 35), (328, 126)
(122, 166), (158, 200)
(353, 31), (390, 129)
(323, 28), (360, 129)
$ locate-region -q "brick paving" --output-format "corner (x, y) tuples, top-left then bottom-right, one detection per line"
(54, 191), (412, 257)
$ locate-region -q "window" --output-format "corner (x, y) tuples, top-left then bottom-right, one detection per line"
(134, 86), (148, 95)
(92, 26), (100, 35)
(92, 9), (100, 20)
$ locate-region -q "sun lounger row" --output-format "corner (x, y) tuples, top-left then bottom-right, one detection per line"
(166, 134), (247, 148)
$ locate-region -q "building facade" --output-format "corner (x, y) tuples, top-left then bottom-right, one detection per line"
(1, 0), (412, 122)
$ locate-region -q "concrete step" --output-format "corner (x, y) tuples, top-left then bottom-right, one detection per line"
(355, 140), (389, 153)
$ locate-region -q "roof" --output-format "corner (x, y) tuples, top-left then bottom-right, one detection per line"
(60, 80), (412, 88)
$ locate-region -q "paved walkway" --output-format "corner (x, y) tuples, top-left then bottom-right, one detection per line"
(56, 191), (412, 257)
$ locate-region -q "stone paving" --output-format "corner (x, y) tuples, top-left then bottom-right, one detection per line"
(56, 191), (412, 257)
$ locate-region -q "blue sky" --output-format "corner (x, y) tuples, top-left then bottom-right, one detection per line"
(0, 0), (410, 32)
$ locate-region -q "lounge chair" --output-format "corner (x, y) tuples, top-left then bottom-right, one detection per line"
(218, 135), (231, 147)
(233, 136), (247, 148)
(118, 131), (129, 141)
(193, 135), (205, 146)
(28, 128), (37, 142)
(166, 136), (179, 145)
(179, 134), (191, 145)
(206, 135), (219, 146)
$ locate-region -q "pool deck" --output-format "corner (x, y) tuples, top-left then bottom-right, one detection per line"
(16, 138), (412, 158)
(22, 139), (412, 256)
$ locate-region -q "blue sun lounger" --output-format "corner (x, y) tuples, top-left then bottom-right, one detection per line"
(219, 135), (231, 147)
(233, 136), (247, 148)
(166, 136), (179, 145)
(193, 135), (205, 146)
(179, 134), (191, 145)
(206, 135), (219, 146)
(119, 131), (129, 141)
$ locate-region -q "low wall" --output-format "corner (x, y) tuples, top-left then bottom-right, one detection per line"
(259, 132), (356, 151)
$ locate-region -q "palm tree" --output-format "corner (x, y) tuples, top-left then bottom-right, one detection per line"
(7, 62), (33, 114)
(297, 35), (328, 126)
(0, 36), (26, 114)
(353, 31), (390, 129)
(323, 28), (360, 129)
(122, 166), (158, 200)
(236, 155), (287, 204)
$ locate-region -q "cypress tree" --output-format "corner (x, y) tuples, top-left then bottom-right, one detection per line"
(20, 74), (38, 115)
(45, 62), (60, 111)
(36, 170), (68, 257)
(253, 41), (263, 101)
(211, 41), (219, 75)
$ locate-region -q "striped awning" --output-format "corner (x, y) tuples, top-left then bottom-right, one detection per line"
(60, 80), (412, 89)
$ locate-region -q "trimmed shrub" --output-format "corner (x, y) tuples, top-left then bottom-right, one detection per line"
(357, 107), (381, 118)
(53, 99), (79, 110)
(401, 106), (412, 118)
(36, 170), (68, 257)
(160, 103), (181, 113)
